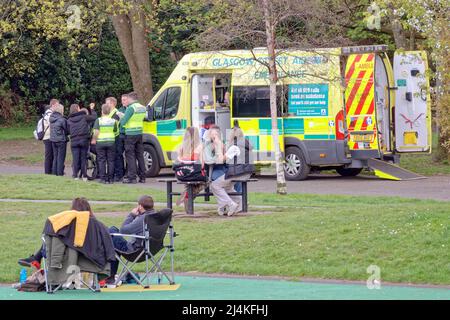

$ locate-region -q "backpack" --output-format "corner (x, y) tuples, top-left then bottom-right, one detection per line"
(33, 111), (49, 140)
(173, 163), (207, 182)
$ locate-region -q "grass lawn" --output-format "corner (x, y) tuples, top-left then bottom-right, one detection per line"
(0, 199), (448, 285)
(0, 124), (35, 141)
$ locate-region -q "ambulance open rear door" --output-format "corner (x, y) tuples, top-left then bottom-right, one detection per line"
(393, 50), (432, 153)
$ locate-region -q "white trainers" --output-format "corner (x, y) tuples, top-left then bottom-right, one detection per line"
(107, 279), (122, 289)
(227, 202), (239, 216)
(218, 206), (228, 216)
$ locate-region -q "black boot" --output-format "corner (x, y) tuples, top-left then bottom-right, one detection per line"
(18, 254), (40, 268)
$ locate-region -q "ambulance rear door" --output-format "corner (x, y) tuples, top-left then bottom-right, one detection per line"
(393, 50), (431, 153)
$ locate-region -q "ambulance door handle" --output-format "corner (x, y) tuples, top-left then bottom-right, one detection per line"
(405, 92), (413, 102)
(176, 120), (182, 129)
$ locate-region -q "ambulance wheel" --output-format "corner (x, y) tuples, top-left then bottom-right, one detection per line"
(336, 167), (362, 177)
(284, 147), (310, 181)
(143, 144), (160, 177)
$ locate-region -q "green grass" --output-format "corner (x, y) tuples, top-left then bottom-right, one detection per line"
(0, 174), (166, 202)
(0, 125), (35, 141)
(0, 200), (449, 285)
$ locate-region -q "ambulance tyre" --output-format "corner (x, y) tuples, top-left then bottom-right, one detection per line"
(336, 167), (362, 177)
(143, 144), (160, 177)
(284, 147), (310, 181)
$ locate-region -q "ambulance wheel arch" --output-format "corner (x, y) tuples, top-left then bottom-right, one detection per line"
(143, 134), (164, 177)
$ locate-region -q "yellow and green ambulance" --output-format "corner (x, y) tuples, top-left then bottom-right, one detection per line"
(142, 45), (431, 180)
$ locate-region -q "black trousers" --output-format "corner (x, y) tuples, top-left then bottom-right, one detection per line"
(71, 140), (89, 178)
(97, 144), (115, 181)
(43, 139), (53, 174)
(52, 141), (67, 176)
(114, 134), (125, 179)
(124, 134), (145, 180)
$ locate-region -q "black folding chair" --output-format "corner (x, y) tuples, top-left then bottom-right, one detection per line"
(110, 208), (177, 288)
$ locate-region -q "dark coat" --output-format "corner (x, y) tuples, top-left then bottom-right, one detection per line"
(49, 112), (68, 143)
(43, 216), (117, 268)
(67, 111), (91, 144)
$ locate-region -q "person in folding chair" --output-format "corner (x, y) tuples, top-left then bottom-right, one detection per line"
(107, 195), (176, 289)
(18, 197), (116, 293)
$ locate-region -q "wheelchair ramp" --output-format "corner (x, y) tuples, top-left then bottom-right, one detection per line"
(101, 284), (180, 293)
(368, 158), (425, 181)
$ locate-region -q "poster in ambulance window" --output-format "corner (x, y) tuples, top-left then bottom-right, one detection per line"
(394, 51), (431, 153)
(288, 84), (329, 117)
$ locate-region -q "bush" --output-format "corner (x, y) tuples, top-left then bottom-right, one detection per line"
(0, 83), (37, 125)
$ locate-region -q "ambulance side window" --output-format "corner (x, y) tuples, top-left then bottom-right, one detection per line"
(164, 87), (181, 119)
(152, 91), (166, 120)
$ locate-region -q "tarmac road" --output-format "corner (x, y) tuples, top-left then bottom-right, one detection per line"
(1, 163), (449, 201)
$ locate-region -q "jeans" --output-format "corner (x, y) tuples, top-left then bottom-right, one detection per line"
(114, 134), (125, 179)
(97, 144), (115, 181)
(43, 139), (54, 174)
(109, 226), (130, 277)
(124, 134), (145, 180)
(52, 141), (67, 176)
(71, 140), (89, 178)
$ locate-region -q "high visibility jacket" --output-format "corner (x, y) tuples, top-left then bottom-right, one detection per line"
(123, 103), (146, 135)
(108, 108), (120, 137)
(97, 117), (117, 144)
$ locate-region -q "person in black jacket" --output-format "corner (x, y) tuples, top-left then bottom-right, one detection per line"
(18, 197), (116, 271)
(49, 103), (68, 176)
(67, 104), (97, 180)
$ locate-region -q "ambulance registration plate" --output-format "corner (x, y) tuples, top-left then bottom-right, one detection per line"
(351, 134), (373, 143)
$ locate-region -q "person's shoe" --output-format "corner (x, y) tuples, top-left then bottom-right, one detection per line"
(138, 177), (146, 183)
(114, 177), (123, 183)
(123, 178), (137, 184)
(82, 177), (88, 182)
(18, 255), (40, 268)
(99, 179), (108, 184)
(105, 276), (122, 289)
(107, 179), (113, 184)
(227, 202), (239, 217)
(73, 177), (79, 181)
(218, 206), (228, 216)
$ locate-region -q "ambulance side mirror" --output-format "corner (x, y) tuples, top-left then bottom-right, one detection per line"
(146, 105), (155, 121)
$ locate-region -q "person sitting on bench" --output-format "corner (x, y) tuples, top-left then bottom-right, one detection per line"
(210, 126), (255, 216)
(106, 195), (155, 287)
(174, 127), (206, 211)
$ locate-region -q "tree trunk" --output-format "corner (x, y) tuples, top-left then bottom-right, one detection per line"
(262, 0), (287, 195)
(111, 5), (153, 104)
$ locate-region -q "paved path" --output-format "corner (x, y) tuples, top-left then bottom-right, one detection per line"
(1, 275), (449, 300)
(1, 164), (449, 201)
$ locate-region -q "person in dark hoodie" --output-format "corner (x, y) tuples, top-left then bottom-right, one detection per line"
(49, 103), (68, 176)
(67, 104), (97, 180)
(106, 195), (156, 287)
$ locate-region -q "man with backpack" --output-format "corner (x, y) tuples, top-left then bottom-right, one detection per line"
(35, 99), (59, 174)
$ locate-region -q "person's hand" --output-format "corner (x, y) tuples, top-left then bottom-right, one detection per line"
(131, 207), (140, 216)
(89, 102), (95, 110)
(91, 139), (96, 145)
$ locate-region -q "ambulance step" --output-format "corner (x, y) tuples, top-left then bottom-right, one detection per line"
(367, 158), (425, 181)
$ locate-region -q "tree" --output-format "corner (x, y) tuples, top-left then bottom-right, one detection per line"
(0, 0), (154, 104)
(110, 0), (154, 103)
(197, 0), (352, 194)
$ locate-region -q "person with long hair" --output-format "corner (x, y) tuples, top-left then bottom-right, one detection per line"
(67, 104), (91, 180)
(175, 127), (205, 209)
(17, 197), (95, 268)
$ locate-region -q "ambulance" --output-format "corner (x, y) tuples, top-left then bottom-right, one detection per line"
(141, 45), (431, 180)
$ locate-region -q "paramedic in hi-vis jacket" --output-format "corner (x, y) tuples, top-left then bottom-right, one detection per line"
(120, 92), (147, 184)
(91, 104), (118, 184)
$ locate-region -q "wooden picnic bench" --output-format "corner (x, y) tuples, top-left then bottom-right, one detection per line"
(157, 177), (258, 215)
